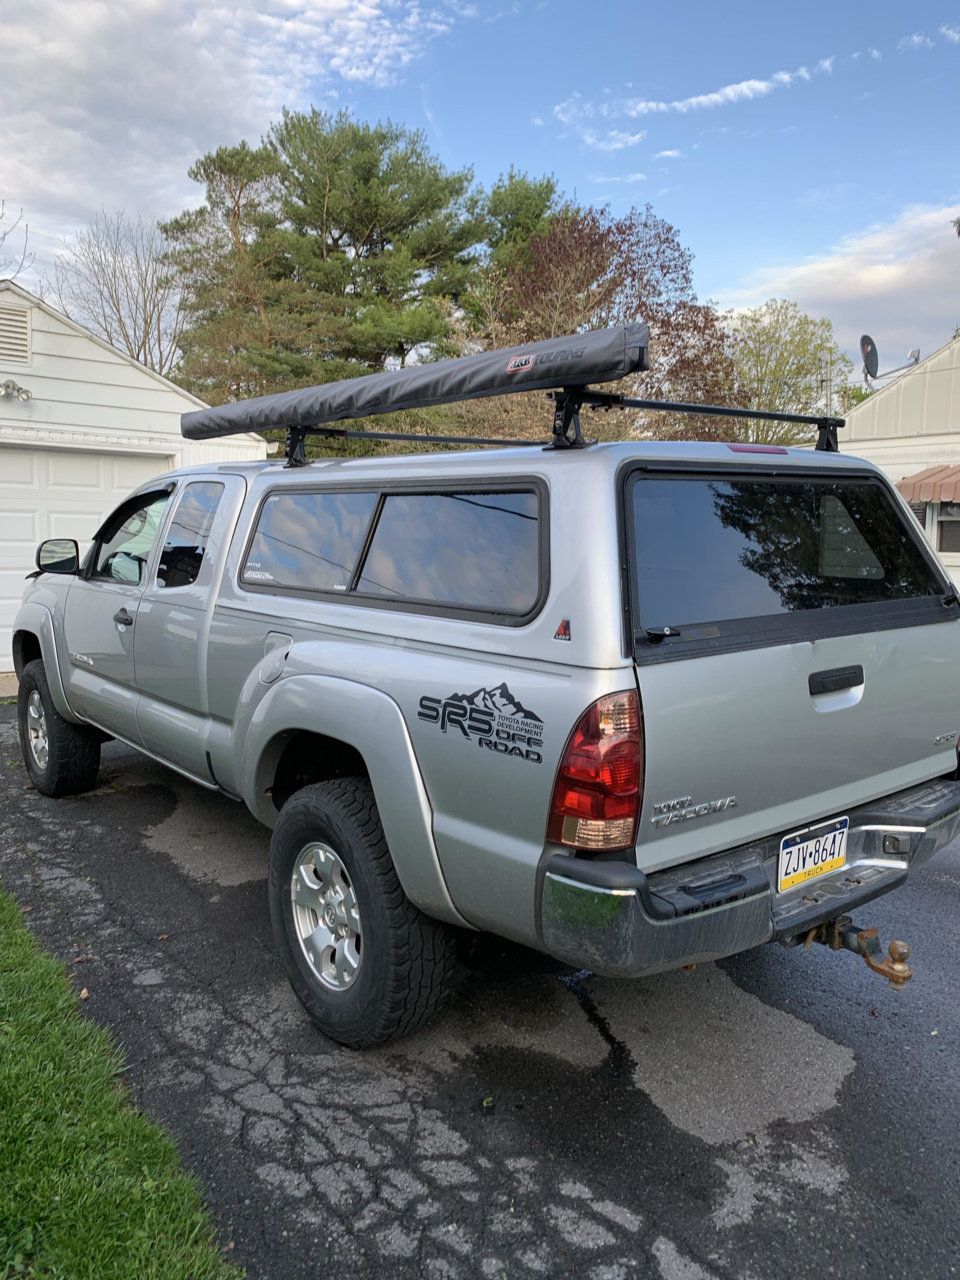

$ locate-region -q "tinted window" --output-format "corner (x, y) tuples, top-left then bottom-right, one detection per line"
(242, 491), (378, 592)
(93, 491), (170, 585)
(158, 481), (224, 589)
(357, 491), (539, 612)
(629, 475), (943, 630)
(938, 503), (960, 553)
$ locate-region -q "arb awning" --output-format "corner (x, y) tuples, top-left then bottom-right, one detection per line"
(897, 465), (960, 504)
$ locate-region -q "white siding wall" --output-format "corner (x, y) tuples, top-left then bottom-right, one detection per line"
(843, 337), (960, 485)
(0, 292), (264, 468)
(0, 286), (267, 668)
(843, 337), (960, 577)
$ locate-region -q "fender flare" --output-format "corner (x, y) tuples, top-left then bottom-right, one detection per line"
(237, 673), (469, 928)
(12, 603), (82, 724)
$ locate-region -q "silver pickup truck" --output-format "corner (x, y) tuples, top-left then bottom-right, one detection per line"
(13, 324), (960, 1046)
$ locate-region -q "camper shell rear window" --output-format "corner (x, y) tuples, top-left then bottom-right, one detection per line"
(624, 469), (952, 661)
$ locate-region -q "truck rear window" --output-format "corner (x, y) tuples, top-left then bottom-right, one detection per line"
(627, 473), (946, 637)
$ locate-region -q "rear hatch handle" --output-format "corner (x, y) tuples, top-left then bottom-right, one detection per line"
(808, 664), (863, 697)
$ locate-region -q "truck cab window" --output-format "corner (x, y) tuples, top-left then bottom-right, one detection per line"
(92, 491), (171, 585)
(158, 482), (225, 589)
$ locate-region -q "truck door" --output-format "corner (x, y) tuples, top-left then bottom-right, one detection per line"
(61, 487), (173, 744)
(133, 476), (245, 780)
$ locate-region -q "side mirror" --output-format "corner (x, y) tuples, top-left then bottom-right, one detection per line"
(36, 539), (79, 575)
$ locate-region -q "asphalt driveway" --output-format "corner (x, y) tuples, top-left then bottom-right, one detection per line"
(1, 701), (958, 1280)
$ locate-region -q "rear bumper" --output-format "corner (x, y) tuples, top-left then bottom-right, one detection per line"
(539, 778), (960, 978)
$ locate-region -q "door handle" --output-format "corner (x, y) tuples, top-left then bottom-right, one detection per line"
(113, 608), (134, 627)
(808, 665), (863, 696)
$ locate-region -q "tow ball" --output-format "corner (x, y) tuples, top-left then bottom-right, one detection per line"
(803, 916), (914, 990)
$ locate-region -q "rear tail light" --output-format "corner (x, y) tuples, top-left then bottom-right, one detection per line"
(547, 690), (643, 851)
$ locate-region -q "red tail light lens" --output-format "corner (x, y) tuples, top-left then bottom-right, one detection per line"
(547, 690), (643, 851)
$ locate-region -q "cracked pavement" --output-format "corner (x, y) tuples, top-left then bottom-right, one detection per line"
(1, 704), (958, 1279)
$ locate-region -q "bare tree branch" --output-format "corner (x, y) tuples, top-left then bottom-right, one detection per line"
(53, 209), (184, 377)
(0, 203), (33, 280)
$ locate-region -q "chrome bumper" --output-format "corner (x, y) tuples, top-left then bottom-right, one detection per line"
(539, 778), (960, 978)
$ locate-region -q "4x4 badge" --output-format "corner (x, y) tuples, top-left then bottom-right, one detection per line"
(418, 682), (543, 764)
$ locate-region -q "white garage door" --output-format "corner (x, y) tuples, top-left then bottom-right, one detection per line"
(0, 447), (173, 669)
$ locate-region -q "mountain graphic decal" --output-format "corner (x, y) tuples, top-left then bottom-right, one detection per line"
(448, 682), (542, 722)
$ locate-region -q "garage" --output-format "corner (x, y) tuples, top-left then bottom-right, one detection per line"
(0, 446), (174, 664)
(0, 280), (265, 669)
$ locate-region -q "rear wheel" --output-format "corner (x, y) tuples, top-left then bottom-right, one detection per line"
(17, 659), (101, 797)
(268, 778), (457, 1048)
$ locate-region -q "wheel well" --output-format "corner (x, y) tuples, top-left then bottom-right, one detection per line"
(13, 631), (41, 676)
(270, 731), (368, 812)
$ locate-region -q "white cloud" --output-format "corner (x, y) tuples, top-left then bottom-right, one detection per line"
(620, 63), (821, 117)
(588, 172), (647, 184)
(553, 59), (833, 151)
(941, 24), (960, 42)
(1, 0), (471, 253)
(553, 99), (647, 151)
(719, 203), (960, 368)
(897, 32), (934, 51)
(654, 149), (684, 160)
(585, 129), (647, 152)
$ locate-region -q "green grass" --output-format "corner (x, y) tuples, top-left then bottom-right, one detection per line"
(0, 889), (243, 1280)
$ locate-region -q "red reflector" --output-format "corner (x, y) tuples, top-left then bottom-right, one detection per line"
(725, 444), (789, 454)
(548, 690), (643, 851)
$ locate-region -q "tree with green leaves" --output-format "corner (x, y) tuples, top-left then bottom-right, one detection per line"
(267, 108), (486, 371)
(727, 299), (853, 445)
(161, 142), (331, 403)
(484, 169), (559, 274)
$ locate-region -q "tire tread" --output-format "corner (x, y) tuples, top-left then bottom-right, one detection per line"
(18, 660), (100, 797)
(269, 777), (457, 1047)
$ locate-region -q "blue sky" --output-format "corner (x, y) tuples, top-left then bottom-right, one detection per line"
(3, 0), (959, 378)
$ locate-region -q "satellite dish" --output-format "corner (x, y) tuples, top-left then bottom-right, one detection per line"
(860, 334), (879, 380)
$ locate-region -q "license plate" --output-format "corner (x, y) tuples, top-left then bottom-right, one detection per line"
(778, 816), (848, 892)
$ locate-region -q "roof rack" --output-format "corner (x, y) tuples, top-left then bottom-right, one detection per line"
(179, 322), (844, 465)
(565, 388), (845, 454)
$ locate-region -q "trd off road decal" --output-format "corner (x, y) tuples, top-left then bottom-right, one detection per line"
(418, 682), (543, 764)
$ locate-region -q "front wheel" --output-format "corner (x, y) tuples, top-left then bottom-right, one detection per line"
(268, 778), (457, 1048)
(17, 659), (101, 797)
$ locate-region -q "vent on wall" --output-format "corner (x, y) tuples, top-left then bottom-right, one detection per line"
(0, 306), (30, 363)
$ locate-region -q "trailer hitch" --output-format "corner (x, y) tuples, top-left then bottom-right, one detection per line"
(804, 916), (914, 990)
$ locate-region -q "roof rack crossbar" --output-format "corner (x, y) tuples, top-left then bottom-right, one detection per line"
(284, 422), (548, 466)
(576, 389), (845, 452)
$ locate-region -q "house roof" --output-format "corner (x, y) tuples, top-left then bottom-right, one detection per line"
(0, 278), (211, 409)
(0, 279), (261, 446)
(843, 332), (960, 443)
(896, 464), (960, 503)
